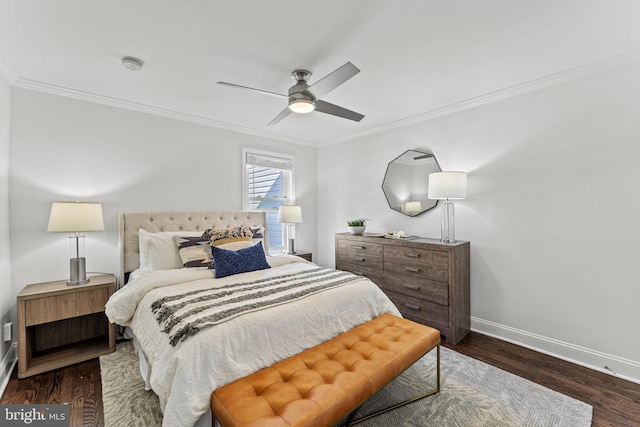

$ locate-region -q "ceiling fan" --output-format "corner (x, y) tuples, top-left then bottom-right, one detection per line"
(217, 62), (365, 126)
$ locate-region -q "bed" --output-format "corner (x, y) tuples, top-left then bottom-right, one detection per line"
(105, 210), (400, 427)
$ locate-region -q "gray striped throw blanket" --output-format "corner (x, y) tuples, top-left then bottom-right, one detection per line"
(151, 267), (361, 346)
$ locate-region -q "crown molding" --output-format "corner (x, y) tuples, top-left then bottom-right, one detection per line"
(11, 78), (318, 148)
(8, 48), (640, 148)
(320, 48), (640, 147)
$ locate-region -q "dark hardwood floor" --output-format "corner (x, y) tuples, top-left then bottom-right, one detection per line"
(1, 357), (103, 426)
(2, 332), (639, 427)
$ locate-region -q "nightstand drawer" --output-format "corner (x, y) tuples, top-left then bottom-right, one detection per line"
(25, 287), (111, 326)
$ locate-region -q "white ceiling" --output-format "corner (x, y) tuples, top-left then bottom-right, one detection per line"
(1, 0), (640, 146)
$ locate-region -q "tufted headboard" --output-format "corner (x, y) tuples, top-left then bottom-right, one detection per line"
(118, 210), (268, 285)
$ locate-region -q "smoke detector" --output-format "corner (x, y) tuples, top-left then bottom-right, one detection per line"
(121, 56), (144, 71)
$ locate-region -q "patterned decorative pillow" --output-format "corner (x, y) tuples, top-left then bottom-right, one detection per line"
(173, 236), (212, 268)
(249, 226), (265, 243)
(203, 226), (252, 246)
(202, 226), (264, 247)
(211, 241), (270, 278)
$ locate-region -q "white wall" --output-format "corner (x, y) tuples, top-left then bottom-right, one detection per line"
(0, 62), (14, 391)
(8, 88), (317, 304)
(318, 61), (640, 382)
(6, 59), (640, 386)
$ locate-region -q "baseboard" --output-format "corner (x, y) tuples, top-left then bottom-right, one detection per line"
(0, 342), (17, 397)
(471, 317), (640, 385)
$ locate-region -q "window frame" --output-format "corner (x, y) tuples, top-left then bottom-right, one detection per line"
(242, 148), (296, 253)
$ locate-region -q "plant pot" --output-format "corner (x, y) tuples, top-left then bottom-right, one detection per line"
(348, 226), (366, 235)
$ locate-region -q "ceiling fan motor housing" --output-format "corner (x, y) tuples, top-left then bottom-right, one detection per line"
(289, 70), (315, 102)
(288, 70), (315, 112)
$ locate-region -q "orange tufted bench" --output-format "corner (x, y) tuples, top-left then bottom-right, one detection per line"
(211, 314), (441, 427)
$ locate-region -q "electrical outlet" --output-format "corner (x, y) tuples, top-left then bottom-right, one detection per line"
(3, 322), (11, 342)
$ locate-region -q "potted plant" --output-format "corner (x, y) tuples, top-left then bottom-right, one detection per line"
(347, 218), (368, 235)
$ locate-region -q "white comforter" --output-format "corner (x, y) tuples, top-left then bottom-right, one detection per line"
(105, 256), (399, 427)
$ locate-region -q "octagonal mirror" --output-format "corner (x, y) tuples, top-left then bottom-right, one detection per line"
(382, 149), (442, 217)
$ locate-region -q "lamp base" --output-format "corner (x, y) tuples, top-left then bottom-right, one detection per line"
(68, 257), (89, 286)
(286, 238), (297, 255)
(440, 200), (457, 243)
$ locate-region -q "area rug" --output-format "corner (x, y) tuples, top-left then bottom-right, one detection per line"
(100, 341), (592, 427)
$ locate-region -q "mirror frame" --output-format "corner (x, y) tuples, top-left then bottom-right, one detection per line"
(381, 149), (442, 217)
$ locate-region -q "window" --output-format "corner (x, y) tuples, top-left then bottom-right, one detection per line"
(243, 149), (295, 252)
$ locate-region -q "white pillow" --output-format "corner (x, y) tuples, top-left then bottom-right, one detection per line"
(138, 229), (203, 271)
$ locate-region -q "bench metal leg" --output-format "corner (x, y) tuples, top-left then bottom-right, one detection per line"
(345, 344), (441, 426)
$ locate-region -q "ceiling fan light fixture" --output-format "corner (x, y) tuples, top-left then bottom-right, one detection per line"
(288, 98), (315, 114)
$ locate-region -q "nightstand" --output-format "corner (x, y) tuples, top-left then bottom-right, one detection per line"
(293, 251), (312, 262)
(17, 274), (116, 378)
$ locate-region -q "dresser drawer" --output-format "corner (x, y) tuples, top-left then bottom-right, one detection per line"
(384, 259), (448, 282)
(337, 239), (383, 257)
(384, 246), (448, 267)
(383, 273), (448, 306)
(384, 290), (449, 330)
(337, 262), (383, 285)
(338, 251), (383, 269)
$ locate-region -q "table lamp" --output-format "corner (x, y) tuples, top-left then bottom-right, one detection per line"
(47, 202), (104, 285)
(428, 172), (467, 243)
(405, 201), (422, 216)
(277, 205), (302, 254)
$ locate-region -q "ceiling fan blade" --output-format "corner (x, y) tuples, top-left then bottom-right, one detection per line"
(315, 100), (364, 122)
(267, 107), (293, 126)
(308, 62), (360, 99)
(217, 81), (288, 99)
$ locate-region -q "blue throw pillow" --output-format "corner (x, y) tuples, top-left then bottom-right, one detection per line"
(211, 241), (271, 278)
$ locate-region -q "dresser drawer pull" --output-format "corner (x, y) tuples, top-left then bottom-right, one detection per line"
(403, 303), (421, 311)
(405, 253), (421, 258)
(358, 258), (367, 262)
(403, 283), (420, 291)
(354, 245), (367, 250)
(352, 270), (365, 276)
(404, 266), (421, 273)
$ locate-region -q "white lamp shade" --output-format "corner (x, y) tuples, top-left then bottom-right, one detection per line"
(277, 205), (302, 223)
(47, 202), (105, 232)
(405, 201), (422, 213)
(428, 172), (467, 200)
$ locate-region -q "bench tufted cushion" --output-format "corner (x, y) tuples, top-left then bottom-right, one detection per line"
(211, 314), (441, 427)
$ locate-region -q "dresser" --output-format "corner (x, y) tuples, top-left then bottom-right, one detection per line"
(335, 232), (470, 343)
